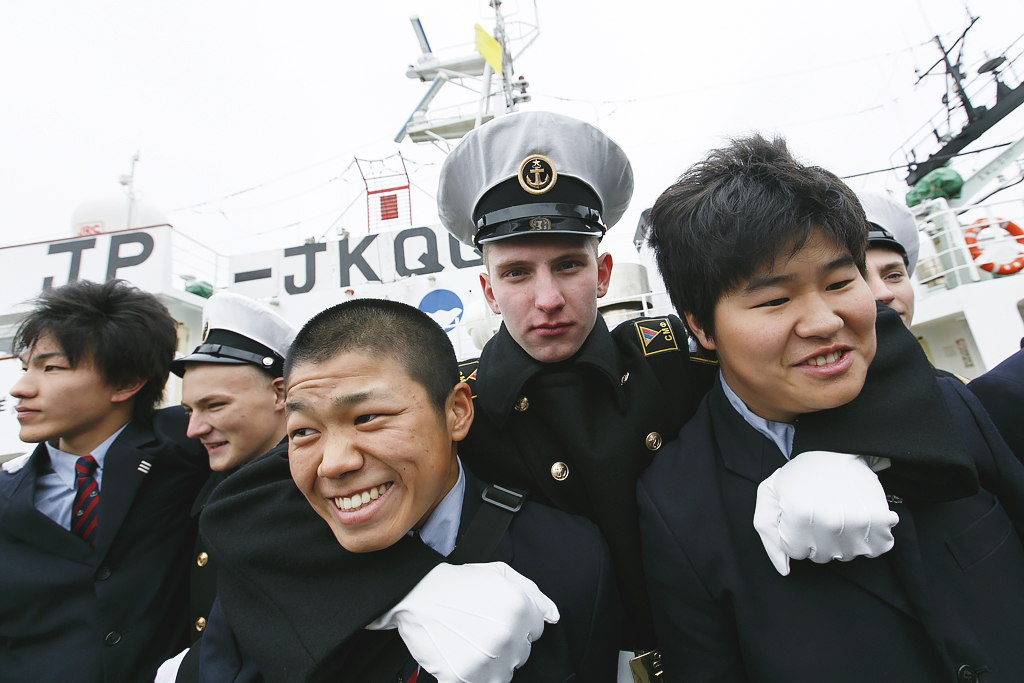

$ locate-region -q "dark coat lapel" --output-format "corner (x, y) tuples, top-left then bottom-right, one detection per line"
(707, 379), (920, 622)
(95, 420), (155, 555)
(0, 444), (94, 563)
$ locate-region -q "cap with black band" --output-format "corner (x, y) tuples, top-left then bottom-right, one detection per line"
(170, 292), (297, 378)
(437, 110), (633, 247)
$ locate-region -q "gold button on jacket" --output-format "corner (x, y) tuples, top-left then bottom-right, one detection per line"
(515, 396), (530, 412)
(550, 461), (569, 481)
(195, 616), (206, 632)
(646, 432), (663, 451)
(196, 552), (209, 567)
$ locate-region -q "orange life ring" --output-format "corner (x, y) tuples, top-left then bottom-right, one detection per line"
(964, 218), (1024, 275)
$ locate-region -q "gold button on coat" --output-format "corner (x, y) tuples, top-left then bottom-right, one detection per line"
(550, 461), (569, 481)
(196, 552), (209, 567)
(515, 396), (529, 412)
(621, 372), (630, 385)
(646, 432), (663, 451)
(195, 617), (206, 632)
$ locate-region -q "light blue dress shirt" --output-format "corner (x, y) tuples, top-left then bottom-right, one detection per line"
(414, 457), (466, 557)
(720, 373), (795, 460)
(34, 423), (129, 529)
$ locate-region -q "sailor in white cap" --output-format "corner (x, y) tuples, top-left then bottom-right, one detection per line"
(859, 191), (921, 327)
(156, 292), (296, 683)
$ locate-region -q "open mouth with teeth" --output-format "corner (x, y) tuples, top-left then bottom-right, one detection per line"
(801, 350), (845, 367)
(334, 482), (392, 512)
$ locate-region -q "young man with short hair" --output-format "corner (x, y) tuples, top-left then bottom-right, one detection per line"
(155, 292), (294, 683)
(0, 280), (209, 683)
(197, 299), (621, 682)
(639, 135), (1024, 681)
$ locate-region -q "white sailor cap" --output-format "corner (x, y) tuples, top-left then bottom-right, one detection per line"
(859, 191), (920, 277)
(437, 110), (634, 246)
(170, 292), (297, 378)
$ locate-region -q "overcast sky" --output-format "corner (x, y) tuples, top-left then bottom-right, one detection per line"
(2, 0), (1023, 258)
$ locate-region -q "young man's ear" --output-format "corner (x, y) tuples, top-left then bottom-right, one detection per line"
(447, 382), (475, 442)
(271, 377), (286, 411)
(480, 272), (501, 315)
(683, 312), (716, 351)
(111, 379), (146, 404)
(595, 252), (614, 298)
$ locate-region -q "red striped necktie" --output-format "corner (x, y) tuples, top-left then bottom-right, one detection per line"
(72, 455), (100, 547)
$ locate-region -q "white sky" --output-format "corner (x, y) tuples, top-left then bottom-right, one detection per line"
(2, 0), (1023, 258)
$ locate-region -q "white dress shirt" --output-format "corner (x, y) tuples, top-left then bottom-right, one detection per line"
(33, 423), (129, 529)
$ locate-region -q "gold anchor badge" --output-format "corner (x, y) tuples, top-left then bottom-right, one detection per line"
(518, 154), (557, 195)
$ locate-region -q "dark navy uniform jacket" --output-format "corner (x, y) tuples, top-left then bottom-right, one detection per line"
(970, 348), (1024, 465)
(199, 463), (620, 683)
(0, 407), (209, 683)
(202, 305), (977, 671)
(638, 374), (1024, 682)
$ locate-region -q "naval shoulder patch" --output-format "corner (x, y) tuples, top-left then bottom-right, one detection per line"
(458, 359), (480, 399)
(634, 318), (679, 356)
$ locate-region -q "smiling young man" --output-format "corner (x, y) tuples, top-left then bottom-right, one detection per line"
(639, 135), (1024, 682)
(155, 292), (294, 683)
(0, 280), (208, 683)
(201, 112), (979, 683)
(196, 299), (620, 682)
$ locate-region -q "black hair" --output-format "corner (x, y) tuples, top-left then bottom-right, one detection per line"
(14, 279), (178, 423)
(285, 299), (460, 417)
(648, 134), (868, 340)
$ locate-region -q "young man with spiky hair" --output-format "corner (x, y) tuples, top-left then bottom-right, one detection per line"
(639, 135), (1024, 682)
(0, 280), (209, 683)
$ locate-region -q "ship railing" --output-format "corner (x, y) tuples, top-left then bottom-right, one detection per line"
(168, 227), (231, 295)
(912, 196), (1024, 296)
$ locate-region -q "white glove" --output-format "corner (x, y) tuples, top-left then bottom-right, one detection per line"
(753, 451), (900, 576)
(366, 561), (560, 683)
(153, 648), (188, 683)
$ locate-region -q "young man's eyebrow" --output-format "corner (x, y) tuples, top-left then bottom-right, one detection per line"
(492, 251), (590, 271)
(743, 272), (794, 294)
(286, 399), (311, 414)
(743, 255), (858, 294)
(333, 390), (376, 410)
(820, 255), (858, 273)
(21, 351), (66, 364)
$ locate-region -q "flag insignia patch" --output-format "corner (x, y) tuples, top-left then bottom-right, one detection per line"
(634, 318), (679, 356)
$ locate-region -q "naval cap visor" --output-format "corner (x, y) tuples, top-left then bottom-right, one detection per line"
(473, 175), (606, 245)
(170, 329), (285, 378)
(867, 225), (909, 266)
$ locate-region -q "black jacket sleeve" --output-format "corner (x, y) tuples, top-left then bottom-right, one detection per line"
(199, 444), (443, 683)
(969, 349), (1024, 466)
(793, 303), (978, 501)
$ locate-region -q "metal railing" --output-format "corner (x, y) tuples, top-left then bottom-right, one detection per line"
(912, 196), (1024, 296)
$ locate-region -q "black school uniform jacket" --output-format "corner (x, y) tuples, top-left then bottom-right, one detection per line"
(637, 377), (1024, 682)
(201, 305), (977, 666)
(970, 348), (1024, 465)
(0, 407), (209, 683)
(200, 463), (621, 683)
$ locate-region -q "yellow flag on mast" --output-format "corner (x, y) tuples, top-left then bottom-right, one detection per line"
(474, 24), (503, 73)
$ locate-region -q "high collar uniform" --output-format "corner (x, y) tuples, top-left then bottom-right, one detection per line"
(0, 407), (209, 683)
(638, 377), (1024, 682)
(460, 315), (715, 646)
